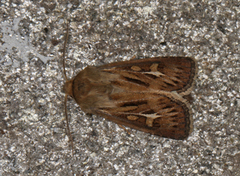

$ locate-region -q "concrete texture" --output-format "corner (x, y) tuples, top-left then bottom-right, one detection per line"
(0, 0), (240, 175)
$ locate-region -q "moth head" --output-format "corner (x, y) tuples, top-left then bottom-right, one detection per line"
(63, 80), (73, 97)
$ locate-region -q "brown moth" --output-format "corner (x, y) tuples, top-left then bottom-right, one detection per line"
(62, 27), (196, 146)
(64, 57), (196, 139)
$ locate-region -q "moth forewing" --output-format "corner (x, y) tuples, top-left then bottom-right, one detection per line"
(64, 57), (196, 140)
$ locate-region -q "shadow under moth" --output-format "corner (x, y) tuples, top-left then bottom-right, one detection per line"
(62, 26), (196, 151)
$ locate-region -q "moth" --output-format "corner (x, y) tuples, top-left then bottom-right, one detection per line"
(62, 26), (196, 147)
(63, 56), (196, 140)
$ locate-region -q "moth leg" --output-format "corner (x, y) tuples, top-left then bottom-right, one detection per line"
(129, 55), (136, 60)
(118, 125), (131, 135)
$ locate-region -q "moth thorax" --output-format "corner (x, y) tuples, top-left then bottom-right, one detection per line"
(63, 80), (73, 97)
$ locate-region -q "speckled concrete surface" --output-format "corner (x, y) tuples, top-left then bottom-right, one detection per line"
(0, 0), (240, 175)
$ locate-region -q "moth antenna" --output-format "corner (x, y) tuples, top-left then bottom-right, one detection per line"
(63, 20), (69, 81)
(63, 20), (74, 155)
(65, 94), (74, 155)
